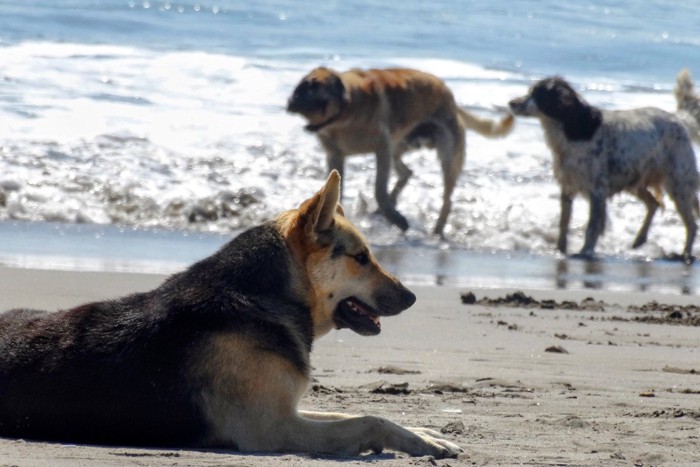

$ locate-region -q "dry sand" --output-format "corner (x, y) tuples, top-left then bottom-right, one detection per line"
(1, 266), (699, 466)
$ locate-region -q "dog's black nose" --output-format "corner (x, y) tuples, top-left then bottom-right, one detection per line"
(401, 287), (416, 308)
(403, 289), (416, 308)
(375, 283), (416, 316)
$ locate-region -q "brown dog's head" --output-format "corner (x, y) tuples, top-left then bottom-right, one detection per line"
(287, 67), (347, 132)
(276, 171), (416, 338)
(509, 76), (602, 141)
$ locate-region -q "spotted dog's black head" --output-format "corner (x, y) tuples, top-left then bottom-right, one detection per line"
(509, 76), (602, 141)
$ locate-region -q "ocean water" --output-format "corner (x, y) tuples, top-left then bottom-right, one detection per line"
(1, 1), (699, 291)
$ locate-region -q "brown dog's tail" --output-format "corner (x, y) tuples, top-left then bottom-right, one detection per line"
(458, 108), (514, 138)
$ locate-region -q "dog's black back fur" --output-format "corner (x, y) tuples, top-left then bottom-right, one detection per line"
(532, 77), (602, 141)
(0, 223), (313, 446)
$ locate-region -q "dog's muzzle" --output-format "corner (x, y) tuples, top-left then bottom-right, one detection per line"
(286, 97), (301, 113)
(508, 96), (532, 116)
(333, 287), (416, 336)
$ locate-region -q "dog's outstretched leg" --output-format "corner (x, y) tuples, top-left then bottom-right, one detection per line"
(249, 413), (461, 459)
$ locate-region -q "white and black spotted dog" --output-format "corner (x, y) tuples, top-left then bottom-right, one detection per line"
(509, 76), (699, 261)
(675, 68), (700, 145)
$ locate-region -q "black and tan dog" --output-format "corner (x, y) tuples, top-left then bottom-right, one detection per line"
(0, 172), (460, 458)
(509, 77), (699, 261)
(287, 66), (514, 236)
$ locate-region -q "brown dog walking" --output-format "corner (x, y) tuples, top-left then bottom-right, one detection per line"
(288, 67), (513, 236)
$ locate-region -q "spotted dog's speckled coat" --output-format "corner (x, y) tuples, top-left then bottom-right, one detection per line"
(509, 76), (699, 260)
(675, 68), (700, 145)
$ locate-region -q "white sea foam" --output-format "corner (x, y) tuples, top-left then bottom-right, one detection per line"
(0, 38), (694, 260)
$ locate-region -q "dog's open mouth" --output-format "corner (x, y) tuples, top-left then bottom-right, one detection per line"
(334, 297), (381, 336)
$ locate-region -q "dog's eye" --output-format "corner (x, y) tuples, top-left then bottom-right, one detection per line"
(353, 252), (369, 266)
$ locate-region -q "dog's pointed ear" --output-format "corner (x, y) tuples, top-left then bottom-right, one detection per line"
(297, 170), (341, 241)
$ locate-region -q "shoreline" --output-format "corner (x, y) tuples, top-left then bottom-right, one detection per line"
(1, 220), (699, 296)
(3, 266), (700, 311)
(1, 269), (699, 465)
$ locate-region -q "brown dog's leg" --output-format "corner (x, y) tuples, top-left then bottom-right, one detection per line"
(631, 187), (660, 249)
(389, 147), (413, 206)
(557, 192), (574, 254)
(434, 170), (455, 237)
(578, 192), (606, 258)
(375, 143), (409, 231)
(433, 122), (464, 237)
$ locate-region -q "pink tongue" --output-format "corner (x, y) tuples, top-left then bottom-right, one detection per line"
(349, 300), (380, 325)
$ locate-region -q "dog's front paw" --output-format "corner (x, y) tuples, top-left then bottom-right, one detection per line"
(570, 250), (597, 261)
(556, 239), (567, 254)
(407, 427), (462, 459)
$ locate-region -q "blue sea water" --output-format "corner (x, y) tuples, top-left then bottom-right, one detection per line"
(2, 1), (697, 81)
(0, 0), (699, 292)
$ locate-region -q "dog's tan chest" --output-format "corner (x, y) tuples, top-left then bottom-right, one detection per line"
(194, 333), (310, 445)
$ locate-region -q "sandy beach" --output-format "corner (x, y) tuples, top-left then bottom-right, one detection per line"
(1, 266), (698, 466)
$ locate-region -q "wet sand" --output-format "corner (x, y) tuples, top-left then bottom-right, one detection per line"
(1, 267), (698, 466)
(2, 220), (699, 294)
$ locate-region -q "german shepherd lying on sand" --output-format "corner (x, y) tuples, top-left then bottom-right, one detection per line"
(0, 171), (461, 458)
(287, 67), (514, 236)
